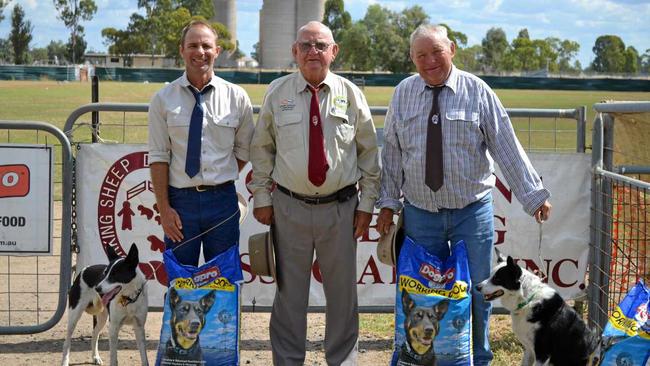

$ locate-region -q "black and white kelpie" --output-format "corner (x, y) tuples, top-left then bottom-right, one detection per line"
(475, 249), (600, 366)
(61, 243), (148, 366)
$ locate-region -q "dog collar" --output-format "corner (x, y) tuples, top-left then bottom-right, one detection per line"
(118, 284), (144, 307)
(515, 292), (537, 311)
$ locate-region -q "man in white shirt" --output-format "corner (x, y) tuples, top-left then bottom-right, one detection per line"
(148, 20), (254, 266)
(248, 21), (380, 366)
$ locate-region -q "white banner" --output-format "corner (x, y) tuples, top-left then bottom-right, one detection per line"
(76, 144), (590, 307)
(0, 144), (53, 255)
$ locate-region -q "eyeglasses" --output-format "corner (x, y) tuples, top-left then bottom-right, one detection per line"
(297, 41), (332, 53)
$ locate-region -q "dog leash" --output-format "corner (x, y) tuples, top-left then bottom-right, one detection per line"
(536, 221), (548, 282)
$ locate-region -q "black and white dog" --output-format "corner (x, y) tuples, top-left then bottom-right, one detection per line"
(476, 249), (600, 366)
(61, 244), (149, 366)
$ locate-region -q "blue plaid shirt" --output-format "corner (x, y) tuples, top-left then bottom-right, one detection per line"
(377, 66), (550, 216)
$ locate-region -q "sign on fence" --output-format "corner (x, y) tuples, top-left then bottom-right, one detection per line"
(0, 145), (53, 255)
(76, 143), (591, 307)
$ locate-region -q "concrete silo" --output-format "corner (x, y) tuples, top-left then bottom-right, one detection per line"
(259, 0), (326, 69)
(212, 0), (237, 67)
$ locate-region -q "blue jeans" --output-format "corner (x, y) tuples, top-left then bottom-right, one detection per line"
(164, 183), (240, 267)
(403, 192), (494, 366)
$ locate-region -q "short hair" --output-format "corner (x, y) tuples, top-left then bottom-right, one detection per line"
(180, 20), (218, 46)
(295, 21), (335, 43)
(409, 24), (453, 50)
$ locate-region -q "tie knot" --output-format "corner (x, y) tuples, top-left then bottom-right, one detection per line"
(427, 85), (444, 96)
(188, 84), (213, 102)
(307, 84), (323, 95)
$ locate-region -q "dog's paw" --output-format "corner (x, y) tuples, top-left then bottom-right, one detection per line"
(93, 355), (103, 365)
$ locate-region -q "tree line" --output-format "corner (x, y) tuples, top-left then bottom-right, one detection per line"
(316, 0), (650, 75)
(0, 0), (648, 75)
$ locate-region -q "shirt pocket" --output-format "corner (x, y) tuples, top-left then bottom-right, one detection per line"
(396, 112), (426, 163)
(209, 114), (239, 150)
(331, 112), (355, 144)
(167, 111), (191, 140)
(445, 109), (482, 149)
(275, 112), (303, 150)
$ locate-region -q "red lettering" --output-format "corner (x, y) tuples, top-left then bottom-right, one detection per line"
(494, 175), (512, 203)
(493, 215), (506, 245)
(312, 260), (323, 283)
(357, 256), (384, 284)
(518, 258), (551, 283)
(552, 258), (578, 288)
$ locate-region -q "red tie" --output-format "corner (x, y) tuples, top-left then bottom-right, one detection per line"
(307, 85), (329, 186)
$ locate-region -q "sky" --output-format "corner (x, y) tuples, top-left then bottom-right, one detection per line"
(0, 0), (649, 67)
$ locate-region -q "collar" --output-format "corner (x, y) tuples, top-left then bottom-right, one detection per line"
(416, 65), (459, 95)
(403, 340), (425, 362)
(181, 72), (219, 93)
(118, 283), (145, 307)
(515, 291), (538, 311)
(295, 71), (335, 94)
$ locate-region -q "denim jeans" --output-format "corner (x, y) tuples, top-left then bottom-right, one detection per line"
(164, 183), (240, 267)
(403, 192), (494, 366)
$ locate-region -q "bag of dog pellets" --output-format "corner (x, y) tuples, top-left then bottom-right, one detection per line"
(391, 237), (472, 366)
(599, 280), (650, 366)
(155, 244), (242, 366)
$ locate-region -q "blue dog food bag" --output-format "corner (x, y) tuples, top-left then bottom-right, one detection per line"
(156, 245), (243, 366)
(391, 238), (472, 366)
(599, 280), (650, 366)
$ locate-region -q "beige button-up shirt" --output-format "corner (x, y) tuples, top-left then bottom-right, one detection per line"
(148, 73), (254, 188)
(248, 71), (380, 213)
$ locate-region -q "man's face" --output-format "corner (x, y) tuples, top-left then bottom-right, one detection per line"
(180, 25), (220, 77)
(410, 35), (455, 86)
(292, 26), (338, 85)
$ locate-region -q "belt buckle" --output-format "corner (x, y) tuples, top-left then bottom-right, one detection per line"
(195, 185), (207, 192)
(304, 197), (319, 205)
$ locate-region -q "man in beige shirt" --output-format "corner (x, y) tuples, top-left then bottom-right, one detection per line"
(248, 21), (380, 366)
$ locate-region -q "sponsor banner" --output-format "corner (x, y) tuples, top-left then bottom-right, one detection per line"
(0, 145), (53, 255)
(76, 144), (590, 307)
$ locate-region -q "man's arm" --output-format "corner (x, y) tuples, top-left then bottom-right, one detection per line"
(233, 88), (255, 172)
(376, 96), (403, 235)
(150, 162), (183, 242)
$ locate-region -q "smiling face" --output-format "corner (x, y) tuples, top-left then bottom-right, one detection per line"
(292, 22), (339, 86)
(180, 24), (220, 85)
(410, 33), (455, 86)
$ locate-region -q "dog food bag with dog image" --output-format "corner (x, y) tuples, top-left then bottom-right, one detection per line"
(155, 244), (243, 366)
(599, 280), (650, 366)
(391, 238), (472, 366)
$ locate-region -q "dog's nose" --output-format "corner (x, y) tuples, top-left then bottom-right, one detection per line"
(189, 321), (201, 333)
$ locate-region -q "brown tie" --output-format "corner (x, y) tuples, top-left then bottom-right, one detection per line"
(425, 86), (444, 191)
(307, 85), (328, 186)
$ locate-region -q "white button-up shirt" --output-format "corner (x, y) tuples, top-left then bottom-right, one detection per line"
(148, 73), (254, 188)
(377, 66), (550, 216)
(248, 71), (380, 213)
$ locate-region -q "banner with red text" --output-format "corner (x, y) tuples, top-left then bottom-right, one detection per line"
(76, 144), (590, 307)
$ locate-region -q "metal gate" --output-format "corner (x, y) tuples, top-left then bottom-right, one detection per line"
(0, 121), (73, 334)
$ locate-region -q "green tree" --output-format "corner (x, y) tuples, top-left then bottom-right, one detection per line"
(179, 0), (213, 18)
(0, 38), (13, 62)
(53, 0), (97, 64)
(338, 22), (372, 71)
(481, 27), (509, 72)
(553, 38), (580, 73)
(439, 23), (467, 48)
(30, 47), (49, 64)
(361, 4), (396, 71)
(10, 4), (33, 65)
(623, 46), (639, 73)
(591, 35), (626, 72)
(0, 0), (9, 23)
(47, 40), (68, 64)
(454, 45), (482, 72)
(67, 28), (88, 63)
(641, 49), (650, 73)
(322, 0), (351, 42)
(251, 41), (260, 62)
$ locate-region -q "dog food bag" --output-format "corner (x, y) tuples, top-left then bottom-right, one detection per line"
(599, 280), (649, 366)
(155, 244), (243, 366)
(391, 237), (472, 366)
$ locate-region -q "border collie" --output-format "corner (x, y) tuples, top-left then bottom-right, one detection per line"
(475, 249), (600, 366)
(61, 243), (149, 366)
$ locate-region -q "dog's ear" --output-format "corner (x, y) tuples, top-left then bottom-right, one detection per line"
(433, 299), (450, 320)
(169, 288), (180, 308)
(401, 290), (415, 315)
(495, 247), (506, 263)
(105, 244), (120, 262)
(201, 290), (216, 313)
(125, 243), (140, 267)
(506, 256), (523, 279)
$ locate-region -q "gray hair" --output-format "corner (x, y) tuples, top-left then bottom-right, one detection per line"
(296, 21), (335, 43)
(409, 24), (452, 50)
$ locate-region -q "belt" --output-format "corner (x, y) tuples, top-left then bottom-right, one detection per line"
(184, 181), (234, 192)
(276, 184), (357, 205)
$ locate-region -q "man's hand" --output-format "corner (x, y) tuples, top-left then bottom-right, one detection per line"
(375, 208), (395, 236)
(353, 210), (372, 239)
(535, 200), (552, 223)
(254, 206), (274, 226)
(159, 206), (183, 243)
